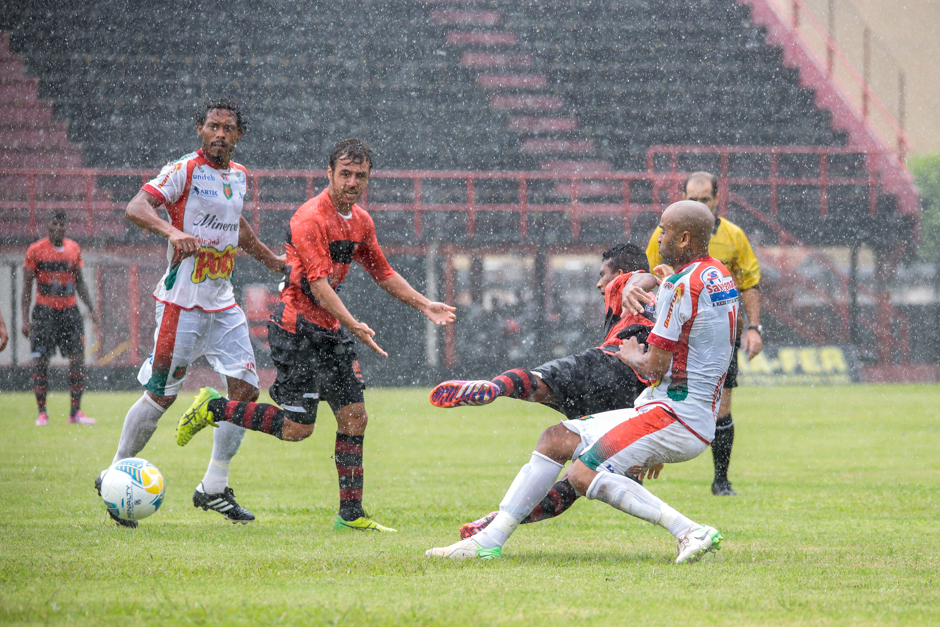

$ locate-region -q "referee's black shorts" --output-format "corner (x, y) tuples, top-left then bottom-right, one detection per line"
(724, 338), (741, 389)
(30, 305), (84, 358)
(532, 348), (646, 420)
(267, 323), (366, 424)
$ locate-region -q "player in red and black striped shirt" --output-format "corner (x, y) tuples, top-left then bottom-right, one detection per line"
(177, 139), (456, 532)
(21, 210), (100, 426)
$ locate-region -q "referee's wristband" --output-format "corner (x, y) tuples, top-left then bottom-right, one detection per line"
(748, 325), (763, 336)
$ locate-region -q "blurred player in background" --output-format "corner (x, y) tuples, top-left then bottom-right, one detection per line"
(176, 138), (456, 533)
(96, 99), (285, 528)
(647, 171), (762, 496)
(21, 209), (100, 426)
(428, 201), (737, 562)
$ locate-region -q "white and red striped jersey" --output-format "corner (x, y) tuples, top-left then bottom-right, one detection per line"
(142, 150), (247, 311)
(633, 256), (738, 443)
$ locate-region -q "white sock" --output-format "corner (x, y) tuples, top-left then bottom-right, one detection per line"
(658, 503), (697, 539)
(473, 451), (562, 549)
(586, 472), (697, 538)
(113, 394), (165, 463)
(200, 421), (245, 493)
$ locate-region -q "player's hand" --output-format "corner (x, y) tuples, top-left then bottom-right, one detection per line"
(350, 321), (388, 357)
(636, 463), (664, 481)
(423, 302), (456, 326)
(169, 230), (201, 260)
(616, 336), (643, 365)
(621, 285), (655, 315)
(742, 328), (763, 360)
(266, 253), (286, 274)
(21, 320), (31, 339)
(89, 310), (101, 327)
(652, 264), (674, 279)
(0, 324), (8, 352)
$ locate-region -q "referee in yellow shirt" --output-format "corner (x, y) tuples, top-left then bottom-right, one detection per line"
(646, 171), (763, 496)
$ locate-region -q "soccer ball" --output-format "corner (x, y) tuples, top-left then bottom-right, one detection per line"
(99, 458), (166, 521)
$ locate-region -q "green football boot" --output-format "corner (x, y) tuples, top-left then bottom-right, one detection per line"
(176, 387), (222, 446)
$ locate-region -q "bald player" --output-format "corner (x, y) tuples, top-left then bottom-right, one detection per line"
(647, 171), (762, 496)
(426, 201), (738, 563)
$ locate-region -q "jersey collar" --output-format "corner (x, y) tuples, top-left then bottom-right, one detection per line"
(196, 149), (231, 171)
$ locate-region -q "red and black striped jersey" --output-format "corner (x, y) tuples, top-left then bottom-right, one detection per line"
(24, 237), (83, 310)
(271, 189), (396, 335)
(597, 271), (654, 353)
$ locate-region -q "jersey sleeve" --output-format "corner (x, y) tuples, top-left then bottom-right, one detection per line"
(23, 244), (38, 272)
(604, 272), (632, 319)
(142, 160), (188, 205)
(73, 243), (84, 270)
(292, 212), (334, 284)
(731, 228), (760, 290)
(646, 228), (662, 271)
(647, 277), (692, 353)
(354, 217), (396, 282)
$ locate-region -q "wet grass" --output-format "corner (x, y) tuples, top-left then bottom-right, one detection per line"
(0, 384), (938, 626)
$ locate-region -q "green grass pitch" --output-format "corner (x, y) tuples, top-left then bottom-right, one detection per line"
(1, 384), (938, 626)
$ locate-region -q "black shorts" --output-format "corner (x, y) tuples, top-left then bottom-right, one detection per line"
(532, 348), (646, 420)
(267, 322), (366, 424)
(30, 305), (84, 358)
(725, 339), (741, 389)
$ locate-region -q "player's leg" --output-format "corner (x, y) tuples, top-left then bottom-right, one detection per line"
(112, 302), (197, 463)
(321, 338), (394, 532)
(568, 407), (720, 563)
(427, 423), (579, 558)
(429, 367), (547, 409)
(31, 355), (50, 425)
(177, 322), (318, 444)
(29, 305), (52, 425)
(711, 344), (738, 496)
(65, 306), (94, 424)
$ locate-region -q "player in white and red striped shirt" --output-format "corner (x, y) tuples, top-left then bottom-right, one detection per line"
(427, 201), (735, 563)
(96, 99), (284, 528)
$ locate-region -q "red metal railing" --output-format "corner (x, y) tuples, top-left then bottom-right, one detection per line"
(645, 144), (919, 217)
(0, 146), (918, 365)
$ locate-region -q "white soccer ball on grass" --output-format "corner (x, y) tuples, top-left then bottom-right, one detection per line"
(99, 458), (165, 521)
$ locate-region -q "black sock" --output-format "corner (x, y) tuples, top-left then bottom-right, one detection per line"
(712, 414), (734, 482)
(522, 478), (579, 524)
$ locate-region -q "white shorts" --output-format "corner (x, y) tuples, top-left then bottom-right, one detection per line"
(563, 404), (708, 477)
(138, 301), (258, 397)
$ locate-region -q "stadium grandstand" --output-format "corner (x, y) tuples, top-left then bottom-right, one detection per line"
(0, 0), (930, 388)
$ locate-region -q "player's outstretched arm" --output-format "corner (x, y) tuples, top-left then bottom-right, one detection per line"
(237, 216), (285, 274)
(376, 274), (456, 326)
(125, 190), (199, 261)
(308, 276), (388, 357)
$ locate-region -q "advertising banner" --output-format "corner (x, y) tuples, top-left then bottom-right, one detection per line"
(737, 345), (861, 386)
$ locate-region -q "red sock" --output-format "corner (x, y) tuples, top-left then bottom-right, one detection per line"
(207, 398), (286, 438)
(491, 368), (539, 400)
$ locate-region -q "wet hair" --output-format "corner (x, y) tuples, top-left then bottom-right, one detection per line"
(329, 138), (373, 171)
(602, 242), (649, 274)
(683, 171), (719, 197)
(196, 98), (247, 132)
(48, 209), (67, 223)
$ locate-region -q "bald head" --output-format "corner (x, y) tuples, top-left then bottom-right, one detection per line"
(656, 200), (715, 267)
